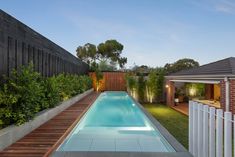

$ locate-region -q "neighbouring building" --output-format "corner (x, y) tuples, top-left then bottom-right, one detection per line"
(165, 57), (235, 114)
(0, 9), (89, 79)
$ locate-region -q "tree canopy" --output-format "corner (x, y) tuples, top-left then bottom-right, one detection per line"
(164, 58), (199, 74)
(76, 40), (127, 70)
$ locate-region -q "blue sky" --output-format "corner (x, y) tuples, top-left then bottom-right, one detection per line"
(1, 0), (235, 68)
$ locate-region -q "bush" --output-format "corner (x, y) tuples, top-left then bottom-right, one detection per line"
(43, 77), (60, 108)
(137, 75), (146, 102)
(0, 64), (92, 128)
(0, 64), (45, 126)
(125, 73), (137, 96)
(51, 74), (92, 100)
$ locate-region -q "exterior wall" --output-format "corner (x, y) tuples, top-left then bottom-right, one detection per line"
(230, 80), (235, 113)
(220, 80), (226, 111)
(205, 84), (213, 100)
(89, 72), (126, 91)
(0, 10), (89, 79)
(166, 80), (175, 106)
(219, 80), (235, 113)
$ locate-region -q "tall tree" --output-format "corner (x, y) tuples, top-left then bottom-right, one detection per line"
(98, 60), (117, 71)
(76, 43), (97, 66)
(164, 58), (199, 74)
(76, 40), (127, 70)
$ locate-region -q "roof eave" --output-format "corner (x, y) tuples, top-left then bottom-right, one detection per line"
(165, 74), (235, 80)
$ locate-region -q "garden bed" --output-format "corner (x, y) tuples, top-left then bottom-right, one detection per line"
(0, 89), (93, 150)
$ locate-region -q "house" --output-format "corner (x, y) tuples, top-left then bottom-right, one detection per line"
(165, 57), (235, 114)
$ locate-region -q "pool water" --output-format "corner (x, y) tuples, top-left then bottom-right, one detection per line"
(57, 92), (175, 152)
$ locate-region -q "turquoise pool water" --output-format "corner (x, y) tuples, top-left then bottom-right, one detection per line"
(57, 92), (175, 152)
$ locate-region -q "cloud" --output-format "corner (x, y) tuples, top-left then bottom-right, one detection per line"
(214, 0), (235, 13)
(186, 0), (235, 14)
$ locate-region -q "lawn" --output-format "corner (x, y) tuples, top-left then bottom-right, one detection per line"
(143, 103), (189, 149)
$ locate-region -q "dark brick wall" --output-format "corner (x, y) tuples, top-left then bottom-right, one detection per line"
(0, 9), (89, 78)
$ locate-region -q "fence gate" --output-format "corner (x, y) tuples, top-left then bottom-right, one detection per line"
(189, 101), (234, 157)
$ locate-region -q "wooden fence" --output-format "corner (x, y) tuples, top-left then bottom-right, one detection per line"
(189, 101), (233, 157)
(0, 10), (89, 78)
(89, 72), (126, 91)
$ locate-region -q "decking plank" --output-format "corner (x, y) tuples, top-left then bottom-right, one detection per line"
(0, 92), (99, 157)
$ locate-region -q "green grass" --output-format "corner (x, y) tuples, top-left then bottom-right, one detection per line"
(143, 104), (189, 149)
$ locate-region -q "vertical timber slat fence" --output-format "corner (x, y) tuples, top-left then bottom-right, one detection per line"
(89, 72), (126, 91)
(0, 10), (89, 79)
(189, 101), (234, 157)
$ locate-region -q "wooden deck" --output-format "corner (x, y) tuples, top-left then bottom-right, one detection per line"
(0, 92), (99, 157)
(172, 103), (189, 116)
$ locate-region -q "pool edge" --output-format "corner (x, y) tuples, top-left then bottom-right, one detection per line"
(127, 93), (188, 152)
(51, 91), (192, 157)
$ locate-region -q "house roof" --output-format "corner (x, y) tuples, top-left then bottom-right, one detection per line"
(167, 57), (235, 77)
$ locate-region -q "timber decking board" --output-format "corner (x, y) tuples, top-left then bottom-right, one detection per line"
(0, 92), (99, 157)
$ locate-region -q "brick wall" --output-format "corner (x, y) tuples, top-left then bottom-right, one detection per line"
(220, 80), (235, 113)
(230, 80), (235, 113)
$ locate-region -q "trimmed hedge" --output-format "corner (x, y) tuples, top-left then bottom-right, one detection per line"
(0, 64), (92, 128)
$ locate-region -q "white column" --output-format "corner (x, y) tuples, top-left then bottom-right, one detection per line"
(193, 102), (198, 157)
(203, 105), (209, 157)
(225, 77), (230, 111)
(234, 115), (235, 157)
(209, 107), (215, 157)
(198, 104), (203, 157)
(224, 112), (232, 157)
(216, 109), (223, 157)
(189, 101), (194, 154)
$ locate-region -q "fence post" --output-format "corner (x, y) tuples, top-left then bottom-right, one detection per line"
(203, 105), (209, 157)
(198, 104), (203, 157)
(189, 101), (194, 154)
(209, 107), (215, 157)
(224, 112), (232, 157)
(216, 109), (223, 157)
(193, 102), (198, 157)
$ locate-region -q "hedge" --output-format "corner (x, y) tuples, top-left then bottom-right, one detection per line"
(0, 64), (92, 128)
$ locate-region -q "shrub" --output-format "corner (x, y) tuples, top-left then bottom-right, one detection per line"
(125, 73), (137, 97)
(0, 64), (45, 126)
(0, 84), (20, 127)
(52, 74), (92, 100)
(137, 75), (146, 102)
(0, 64), (92, 128)
(43, 77), (60, 108)
(146, 71), (157, 103)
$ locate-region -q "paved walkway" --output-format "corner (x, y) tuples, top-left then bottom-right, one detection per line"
(0, 92), (99, 157)
(172, 103), (189, 116)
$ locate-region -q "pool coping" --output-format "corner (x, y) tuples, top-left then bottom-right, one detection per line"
(129, 95), (188, 152)
(51, 92), (192, 157)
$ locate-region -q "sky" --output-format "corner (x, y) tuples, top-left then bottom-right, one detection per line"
(1, 0), (235, 68)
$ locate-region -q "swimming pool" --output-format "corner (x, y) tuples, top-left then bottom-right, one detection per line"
(57, 92), (175, 152)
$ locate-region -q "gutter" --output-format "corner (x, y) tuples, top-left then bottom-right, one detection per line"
(165, 74), (235, 80)
(169, 79), (220, 84)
